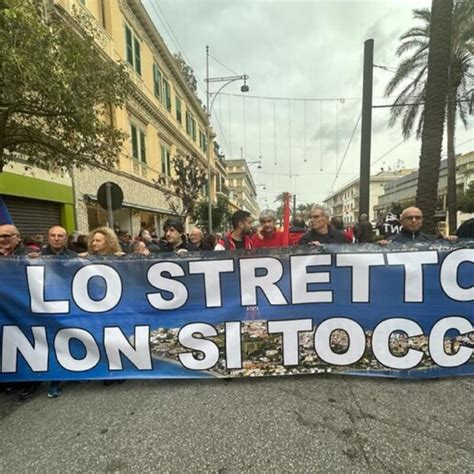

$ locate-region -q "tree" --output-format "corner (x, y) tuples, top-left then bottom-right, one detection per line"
(173, 52), (198, 94)
(195, 196), (231, 233)
(296, 202), (315, 217)
(458, 182), (474, 213)
(385, 0), (473, 232)
(0, 0), (132, 173)
(416, 0), (453, 233)
(273, 192), (288, 223)
(156, 154), (207, 221)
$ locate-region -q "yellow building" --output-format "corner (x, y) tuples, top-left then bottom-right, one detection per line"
(55, 0), (216, 233)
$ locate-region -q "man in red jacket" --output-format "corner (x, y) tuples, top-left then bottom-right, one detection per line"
(251, 209), (286, 248)
(215, 210), (253, 250)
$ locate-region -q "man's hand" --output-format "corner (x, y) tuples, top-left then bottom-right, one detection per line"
(377, 239), (390, 246)
(255, 226), (263, 240)
(445, 235), (458, 242)
(309, 241), (322, 246)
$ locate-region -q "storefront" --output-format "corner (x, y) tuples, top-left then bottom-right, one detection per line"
(0, 170), (75, 238)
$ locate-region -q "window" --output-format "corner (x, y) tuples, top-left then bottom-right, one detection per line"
(130, 123), (146, 163)
(162, 78), (171, 112)
(161, 145), (171, 176)
(199, 130), (208, 153)
(202, 178), (209, 197)
(186, 112), (196, 141)
(175, 97), (182, 124)
(125, 25), (141, 75)
(153, 63), (162, 99)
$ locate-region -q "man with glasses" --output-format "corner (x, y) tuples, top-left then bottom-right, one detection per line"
(0, 224), (41, 400)
(299, 205), (347, 246)
(0, 224), (28, 256)
(378, 206), (457, 245)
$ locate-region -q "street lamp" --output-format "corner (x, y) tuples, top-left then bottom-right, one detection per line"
(246, 158), (262, 169)
(205, 45), (249, 233)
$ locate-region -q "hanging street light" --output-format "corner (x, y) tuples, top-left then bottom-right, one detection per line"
(205, 45), (249, 233)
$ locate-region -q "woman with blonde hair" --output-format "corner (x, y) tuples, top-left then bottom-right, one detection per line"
(79, 226), (124, 257)
(81, 227), (124, 387)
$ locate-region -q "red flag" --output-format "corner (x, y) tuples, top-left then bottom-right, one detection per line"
(282, 192), (291, 246)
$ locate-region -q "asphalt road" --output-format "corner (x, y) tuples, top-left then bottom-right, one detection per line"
(0, 375), (473, 472)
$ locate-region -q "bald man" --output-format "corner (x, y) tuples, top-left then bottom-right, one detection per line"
(0, 224), (28, 256)
(378, 207), (456, 245)
(42, 225), (77, 256)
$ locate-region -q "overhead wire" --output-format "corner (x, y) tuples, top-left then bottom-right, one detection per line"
(330, 112), (362, 191)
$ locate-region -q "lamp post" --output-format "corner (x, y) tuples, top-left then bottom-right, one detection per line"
(205, 45), (249, 233)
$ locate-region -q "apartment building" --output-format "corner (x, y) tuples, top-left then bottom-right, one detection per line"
(53, 0), (216, 233)
(225, 159), (260, 218)
(324, 170), (413, 225)
(375, 151), (474, 232)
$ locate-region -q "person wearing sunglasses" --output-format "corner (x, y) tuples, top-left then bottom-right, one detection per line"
(378, 207), (457, 245)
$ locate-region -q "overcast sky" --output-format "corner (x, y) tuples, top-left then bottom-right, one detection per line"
(143, 0), (473, 208)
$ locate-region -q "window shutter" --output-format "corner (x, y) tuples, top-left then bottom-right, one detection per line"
(134, 37), (141, 75)
(125, 26), (133, 66)
(153, 64), (161, 98)
(131, 124), (138, 159)
(167, 151), (171, 176)
(139, 130), (146, 163)
(166, 83), (171, 111)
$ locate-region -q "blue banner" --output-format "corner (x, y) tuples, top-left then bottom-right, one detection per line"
(0, 196), (13, 225)
(0, 243), (473, 381)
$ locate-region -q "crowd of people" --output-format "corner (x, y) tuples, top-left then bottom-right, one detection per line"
(0, 204), (472, 400)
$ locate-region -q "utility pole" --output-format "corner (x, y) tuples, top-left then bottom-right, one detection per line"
(359, 39), (374, 218)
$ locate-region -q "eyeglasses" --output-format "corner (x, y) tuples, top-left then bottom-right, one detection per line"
(403, 215), (423, 221)
(0, 234), (18, 240)
(311, 214), (325, 219)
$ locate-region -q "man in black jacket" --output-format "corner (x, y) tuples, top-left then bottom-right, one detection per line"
(378, 207), (457, 245)
(160, 218), (197, 254)
(0, 224), (37, 400)
(299, 205), (347, 246)
(42, 225), (77, 257)
(0, 224), (28, 256)
(42, 225), (77, 398)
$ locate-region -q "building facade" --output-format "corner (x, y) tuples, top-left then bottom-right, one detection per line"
(324, 170), (413, 225)
(54, 0), (217, 234)
(0, 159), (75, 237)
(375, 151), (474, 232)
(224, 159), (260, 219)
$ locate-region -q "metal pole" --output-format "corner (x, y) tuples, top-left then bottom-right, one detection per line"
(206, 45), (213, 234)
(359, 39), (374, 218)
(105, 182), (114, 230)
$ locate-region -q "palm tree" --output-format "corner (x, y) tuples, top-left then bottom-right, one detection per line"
(274, 192), (288, 224)
(385, 0), (473, 232)
(296, 203), (314, 217)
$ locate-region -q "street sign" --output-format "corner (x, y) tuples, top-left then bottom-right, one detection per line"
(97, 182), (123, 230)
(97, 182), (123, 211)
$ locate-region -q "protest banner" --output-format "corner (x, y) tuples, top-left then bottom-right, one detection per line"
(0, 243), (472, 381)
